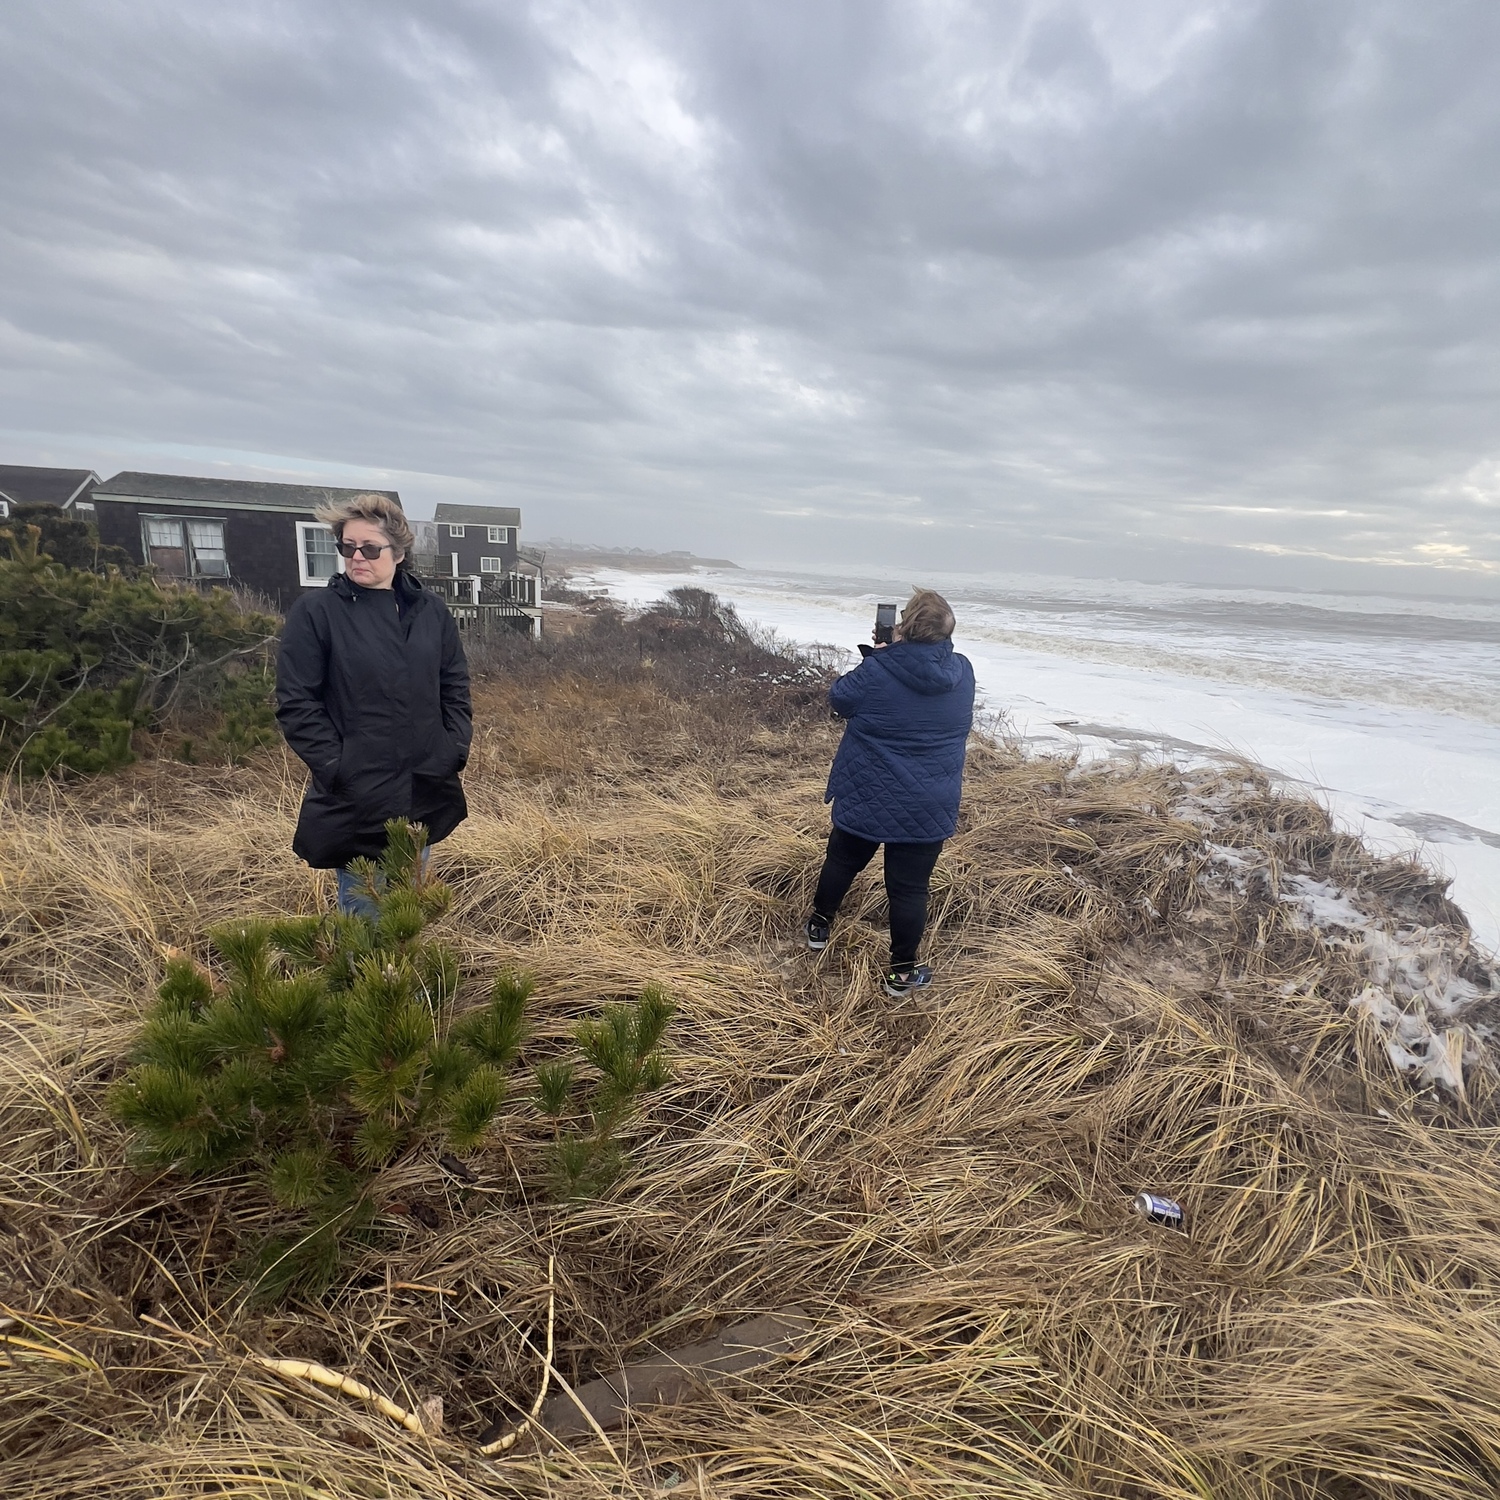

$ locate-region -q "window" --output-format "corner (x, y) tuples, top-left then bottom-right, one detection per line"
(297, 521), (341, 586)
(0, 499), (9, 520)
(479, 556), (503, 573)
(187, 519), (229, 577)
(448, 524), (465, 537)
(142, 516), (229, 579)
(487, 525), (509, 543)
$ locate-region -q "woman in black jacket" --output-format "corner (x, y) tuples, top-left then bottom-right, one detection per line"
(275, 494), (472, 913)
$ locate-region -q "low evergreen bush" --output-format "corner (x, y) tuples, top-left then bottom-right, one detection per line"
(0, 501), (133, 573)
(111, 821), (674, 1299)
(1, 523), (278, 777)
(535, 984), (675, 1195)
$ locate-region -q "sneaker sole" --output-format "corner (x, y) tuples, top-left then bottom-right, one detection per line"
(806, 937), (828, 951)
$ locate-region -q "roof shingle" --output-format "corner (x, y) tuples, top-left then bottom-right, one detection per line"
(92, 472), (400, 512)
(0, 465), (100, 508)
(433, 502), (522, 527)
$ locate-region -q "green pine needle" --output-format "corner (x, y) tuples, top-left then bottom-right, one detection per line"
(378, 819), (426, 884)
(268, 1146), (332, 1209)
(534, 1060), (575, 1117)
(374, 893), (426, 947)
(156, 958), (214, 1016)
(453, 976), (530, 1067)
(426, 1039), (475, 1098)
(353, 1114), (400, 1168)
(207, 921), (275, 989)
(634, 984), (676, 1054)
(445, 1065), (506, 1150)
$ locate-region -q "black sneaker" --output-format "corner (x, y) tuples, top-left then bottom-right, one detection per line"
(806, 915), (831, 951)
(883, 964), (933, 997)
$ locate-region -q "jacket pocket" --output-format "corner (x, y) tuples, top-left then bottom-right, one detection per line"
(316, 740), (345, 794)
(420, 730), (467, 779)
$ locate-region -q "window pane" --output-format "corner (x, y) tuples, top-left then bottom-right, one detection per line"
(187, 520), (228, 577)
(487, 525), (502, 542)
(448, 524), (464, 537)
(303, 525), (338, 579)
(146, 518), (182, 548)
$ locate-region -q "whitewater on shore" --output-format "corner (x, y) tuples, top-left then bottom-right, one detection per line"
(570, 561), (1500, 955)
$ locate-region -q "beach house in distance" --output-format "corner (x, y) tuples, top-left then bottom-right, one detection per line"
(85, 471), (544, 634)
(419, 502), (543, 636)
(0, 464), (101, 519)
(90, 472), (399, 609)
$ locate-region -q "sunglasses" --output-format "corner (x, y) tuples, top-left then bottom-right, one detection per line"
(336, 540), (395, 560)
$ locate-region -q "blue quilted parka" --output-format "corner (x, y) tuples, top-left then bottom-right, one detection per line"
(824, 639), (976, 843)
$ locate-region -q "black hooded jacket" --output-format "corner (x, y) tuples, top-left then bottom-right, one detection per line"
(275, 569), (472, 870)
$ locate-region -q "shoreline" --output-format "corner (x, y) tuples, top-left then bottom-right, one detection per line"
(574, 562), (1500, 955)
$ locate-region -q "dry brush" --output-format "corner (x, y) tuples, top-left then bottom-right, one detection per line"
(3, 642), (1500, 1499)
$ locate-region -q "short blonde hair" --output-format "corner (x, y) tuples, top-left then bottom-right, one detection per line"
(315, 493), (414, 561)
(899, 588), (955, 643)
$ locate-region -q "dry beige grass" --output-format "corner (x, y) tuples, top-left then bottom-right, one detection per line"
(4, 666), (1500, 1499)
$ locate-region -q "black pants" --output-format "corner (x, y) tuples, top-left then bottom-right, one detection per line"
(812, 825), (945, 968)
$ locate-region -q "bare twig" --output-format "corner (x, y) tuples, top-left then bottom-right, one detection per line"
(479, 1252), (556, 1456)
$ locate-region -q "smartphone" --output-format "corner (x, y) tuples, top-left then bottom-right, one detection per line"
(874, 603), (897, 644)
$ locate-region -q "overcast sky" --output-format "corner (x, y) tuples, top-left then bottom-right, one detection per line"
(4, 1), (1500, 591)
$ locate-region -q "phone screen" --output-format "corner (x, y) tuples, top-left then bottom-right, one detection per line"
(874, 603), (897, 643)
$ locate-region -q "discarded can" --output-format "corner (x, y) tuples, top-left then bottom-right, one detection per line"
(1132, 1192), (1185, 1231)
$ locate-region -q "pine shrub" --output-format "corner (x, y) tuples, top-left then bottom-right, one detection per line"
(535, 985), (675, 1196)
(110, 821), (531, 1300)
(1, 522), (278, 778)
(212, 664), (279, 765)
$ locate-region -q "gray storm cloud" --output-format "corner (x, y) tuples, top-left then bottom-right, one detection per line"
(2, 0), (1499, 590)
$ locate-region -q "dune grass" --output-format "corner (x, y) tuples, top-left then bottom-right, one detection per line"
(4, 619), (1500, 1498)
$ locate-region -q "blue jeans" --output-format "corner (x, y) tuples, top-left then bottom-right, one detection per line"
(336, 847), (431, 918)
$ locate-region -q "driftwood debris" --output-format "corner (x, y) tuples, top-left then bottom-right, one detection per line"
(485, 1305), (811, 1448)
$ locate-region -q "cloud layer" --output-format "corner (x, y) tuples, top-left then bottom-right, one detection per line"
(3, 0), (1499, 589)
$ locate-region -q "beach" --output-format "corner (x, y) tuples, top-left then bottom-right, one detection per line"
(574, 562), (1500, 954)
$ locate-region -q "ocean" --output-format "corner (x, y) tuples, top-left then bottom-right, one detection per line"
(571, 561), (1500, 955)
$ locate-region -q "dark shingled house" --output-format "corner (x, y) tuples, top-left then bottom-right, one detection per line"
(91, 472), (401, 609)
(431, 502), (522, 578)
(421, 501), (541, 635)
(0, 465), (100, 519)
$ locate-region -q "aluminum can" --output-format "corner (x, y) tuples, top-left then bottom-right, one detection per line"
(1132, 1192), (1184, 1230)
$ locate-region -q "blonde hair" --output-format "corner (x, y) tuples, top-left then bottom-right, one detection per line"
(899, 588), (955, 643)
(314, 493), (414, 561)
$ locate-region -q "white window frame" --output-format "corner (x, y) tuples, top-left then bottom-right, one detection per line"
(296, 520), (343, 587)
(0, 498), (9, 519)
(448, 523), (465, 537)
(487, 525), (509, 543)
(479, 555), (503, 573)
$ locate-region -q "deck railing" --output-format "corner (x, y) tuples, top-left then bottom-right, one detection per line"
(446, 600), (539, 638)
(410, 564), (539, 609)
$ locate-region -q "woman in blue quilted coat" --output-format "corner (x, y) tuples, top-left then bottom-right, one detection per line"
(807, 589), (975, 995)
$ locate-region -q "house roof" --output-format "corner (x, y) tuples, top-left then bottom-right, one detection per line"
(0, 465), (100, 508)
(433, 503), (522, 527)
(93, 471), (401, 514)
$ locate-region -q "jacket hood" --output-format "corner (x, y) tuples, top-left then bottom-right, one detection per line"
(872, 638), (967, 695)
